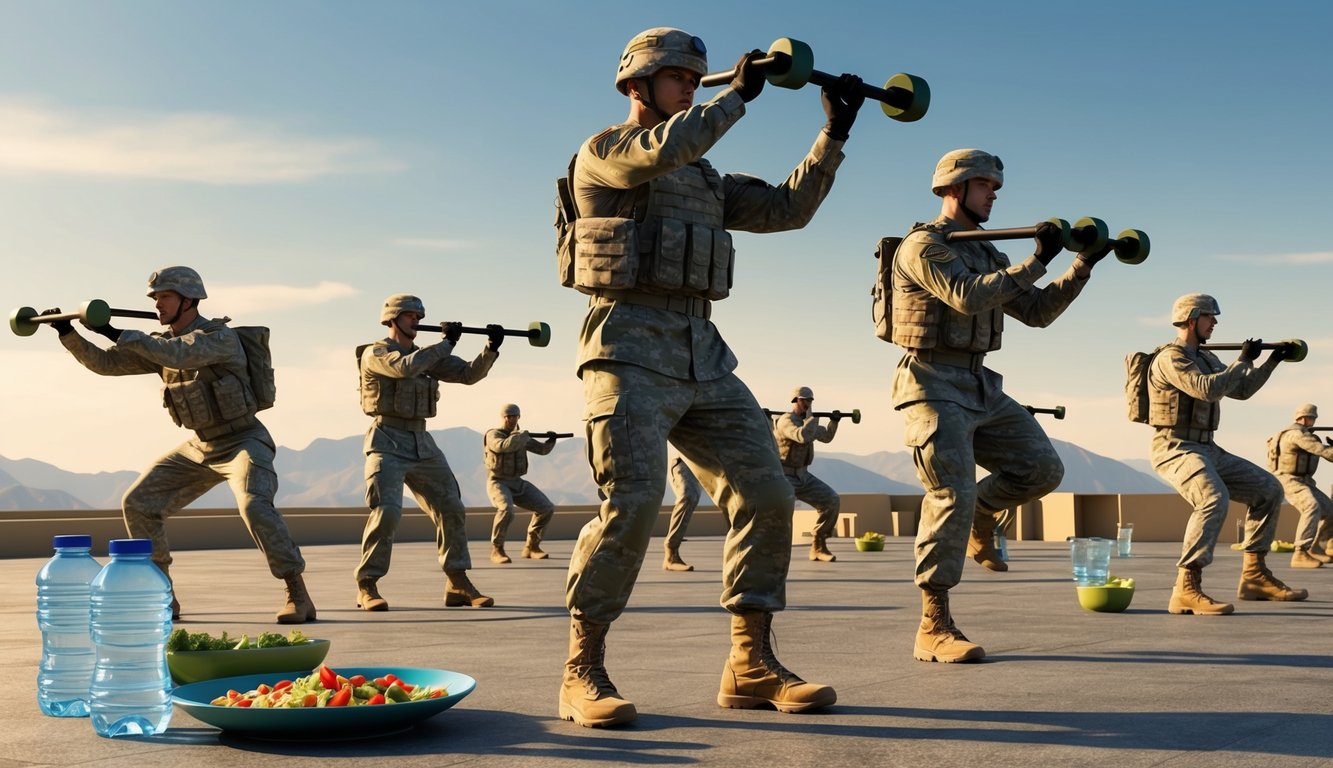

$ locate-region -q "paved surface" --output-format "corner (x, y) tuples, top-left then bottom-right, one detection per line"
(5, 536), (1333, 767)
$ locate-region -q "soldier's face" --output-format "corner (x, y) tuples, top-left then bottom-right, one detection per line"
(152, 291), (184, 324)
(652, 67), (698, 115)
(794, 398), (812, 416)
(963, 178), (998, 222)
(1193, 313), (1217, 340)
(503, 414), (519, 430)
(395, 312), (423, 339)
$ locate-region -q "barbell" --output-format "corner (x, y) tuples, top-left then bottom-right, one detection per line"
(9, 299), (156, 337)
(529, 432), (575, 440)
(763, 407), (861, 424)
(414, 321), (551, 348)
(1201, 339), (1308, 363)
(945, 218), (1151, 265)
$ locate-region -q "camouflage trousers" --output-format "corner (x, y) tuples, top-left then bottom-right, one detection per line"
(122, 423), (304, 579)
(1278, 474), (1329, 550)
(901, 397), (1063, 590)
(569, 361), (795, 624)
(358, 449), (471, 582)
(487, 477), (554, 547)
(665, 480), (700, 551)
(785, 469), (840, 538)
(1151, 433), (1281, 568)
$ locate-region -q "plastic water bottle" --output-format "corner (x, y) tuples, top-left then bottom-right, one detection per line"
(89, 539), (173, 738)
(36, 534), (102, 717)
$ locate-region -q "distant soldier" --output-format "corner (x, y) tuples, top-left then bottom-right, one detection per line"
(1267, 403), (1333, 569)
(664, 455), (702, 571)
(773, 386), (842, 562)
(484, 404), (557, 564)
(1148, 293), (1303, 614)
(40, 266), (314, 624)
(355, 294), (501, 611)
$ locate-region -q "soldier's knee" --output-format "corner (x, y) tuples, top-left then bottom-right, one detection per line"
(745, 477), (795, 513)
(1034, 453), (1064, 495)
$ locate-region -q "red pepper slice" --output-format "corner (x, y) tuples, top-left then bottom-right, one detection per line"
(395, 681), (415, 693)
(347, 674), (367, 687)
(234, 698), (253, 708)
(328, 684), (353, 707)
(368, 693), (386, 705)
(318, 664), (338, 690)
(373, 677), (392, 688)
(302, 693), (318, 708)
(274, 680), (293, 691)
(428, 689), (444, 699)
(227, 689), (241, 700)
(257, 683), (271, 695)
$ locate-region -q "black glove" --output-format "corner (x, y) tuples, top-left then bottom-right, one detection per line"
(1076, 241), (1115, 267)
(821, 73), (865, 140)
(485, 323), (505, 351)
(1032, 221), (1065, 266)
(730, 50), (766, 103)
(1325, 436), (1332, 448)
(1239, 338), (1262, 362)
(442, 322), (462, 343)
(829, 411), (844, 422)
(1269, 344), (1289, 364)
(91, 323), (123, 343)
(38, 308), (74, 336)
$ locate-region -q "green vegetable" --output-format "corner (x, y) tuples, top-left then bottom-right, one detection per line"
(166, 628), (310, 652)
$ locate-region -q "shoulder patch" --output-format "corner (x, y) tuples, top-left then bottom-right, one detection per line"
(372, 345), (388, 357)
(921, 244), (955, 263)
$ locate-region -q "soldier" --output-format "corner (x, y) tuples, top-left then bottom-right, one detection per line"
(556, 27), (863, 727)
(39, 266), (314, 624)
(663, 454), (702, 572)
(484, 403), (557, 564)
(1149, 293), (1303, 614)
(355, 294), (501, 611)
(773, 386), (843, 562)
(891, 150), (1111, 662)
(1267, 404), (1333, 569)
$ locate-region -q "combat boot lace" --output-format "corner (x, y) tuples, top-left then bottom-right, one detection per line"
(717, 611), (836, 713)
(490, 543), (511, 564)
(444, 570), (494, 608)
(1291, 548), (1325, 569)
(1237, 550), (1308, 601)
(559, 620), (636, 727)
(967, 512), (1008, 572)
(276, 573), (317, 624)
(1167, 566), (1233, 615)
(356, 579), (388, 611)
(522, 536), (549, 560)
(914, 587), (985, 662)
(809, 535), (837, 562)
(663, 548), (694, 572)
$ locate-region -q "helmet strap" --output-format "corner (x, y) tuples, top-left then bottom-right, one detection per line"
(636, 77), (672, 124)
(959, 180), (988, 225)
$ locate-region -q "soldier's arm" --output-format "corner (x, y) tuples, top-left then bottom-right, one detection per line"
(429, 347), (498, 385)
(527, 437), (556, 456)
(1225, 354), (1280, 400)
(59, 331), (161, 376)
(1155, 347), (1253, 403)
(899, 234), (1048, 315)
(1292, 430), (1333, 461)
(1001, 261), (1091, 328)
(362, 341), (449, 379)
(722, 132), (845, 233)
(101, 326), (240, 371)
(775, 414), (821, 444)
(486, 429), (530, 454)
(818, 417), (839, 443)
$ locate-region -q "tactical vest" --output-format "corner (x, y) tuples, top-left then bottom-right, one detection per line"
(569, 159), (733, 301)
(776, 417), (815, 470)
(891, 221), (1004, 353)
(1147, 353), (1222, 432)
(1273, 427), (1318, 476)
(485, 429), (528, 478)
(160, 322), (258, 431)
(359, 344), (439, 420)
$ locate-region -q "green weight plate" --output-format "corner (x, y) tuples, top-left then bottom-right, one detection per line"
(766, 37), (813, 89)
(80, 298), (111, 327)
(8, 305), (39, 337)
(1114, 229), (1150, 265)
(1045, 217), (1072, 250)
(1280, 338), (1308, 363)
(1071, 216), (1109, 255)
(881, 73), (930, 122)
(849, 408), (862, 425)
(1054, 406), (1067, 420)
(528, 321), (551, 348)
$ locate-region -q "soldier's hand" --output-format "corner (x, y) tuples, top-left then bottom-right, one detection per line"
(1269, 344), (1289, 364)
(1325, 436), (1333, 448)
(730, 50), (766, 103)
(829, 411), (844, 421)
(821, 73), (865, 141)
(89, 323), (123, 343)
(442, 322), (463, 343)
(1075, 241), (1115, 268)
(38, 308), (74, 336)
(1032, 221), (1065, 266)
(1239, 338), (1262, 362)
(485, 324), (505, 351)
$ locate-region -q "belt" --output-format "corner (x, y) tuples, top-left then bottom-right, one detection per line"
(196, 414), (260, 441)
(375, 415), (428, 432)
(913, 348), (986, 374)
(593, 289), (712, 320)
(1161, 426), (1214, 444)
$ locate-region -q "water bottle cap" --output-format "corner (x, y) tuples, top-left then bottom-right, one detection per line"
(107, 538), (154, 556)
(52, 534), (93, 549)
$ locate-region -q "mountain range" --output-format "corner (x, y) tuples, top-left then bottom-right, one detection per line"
(0, 429), (1169, 512)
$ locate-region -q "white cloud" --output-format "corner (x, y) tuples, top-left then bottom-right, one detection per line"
(1218, 251), (1333, 265)
(391, 238), (473, 251)
(0, 100), (401, 184)
(209, 281), (359, 314)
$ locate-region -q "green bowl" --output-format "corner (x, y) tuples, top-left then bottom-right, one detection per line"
(167, 639), (331, 685)
(855, 539), (885, 552)
(1076, 585), (1135, 613)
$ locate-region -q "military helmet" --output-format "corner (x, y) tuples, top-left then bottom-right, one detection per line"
(1171, 293), (1221, 325)
(1295, 403), (1319, 421)
(146, 266), (207, 299)
(380, 294), (425, 326)
(931, 149), (1004, 197)
(500, 403), (521, 417)
(615, 27), (708, 95)
(791, 386), (815, 402)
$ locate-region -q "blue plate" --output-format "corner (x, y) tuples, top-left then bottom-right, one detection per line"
(172, 666), (475, 738)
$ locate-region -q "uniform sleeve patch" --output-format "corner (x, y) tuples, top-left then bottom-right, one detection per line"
(921, 244), (954, 263)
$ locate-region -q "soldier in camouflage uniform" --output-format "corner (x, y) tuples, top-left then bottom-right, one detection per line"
(1267, 404), (1333, 569)
(484, 403), (557, 564)
(355, 294), (502, 611)
(557, 27), (864, 726)
(40, 266), (314, 624)
(1148, 293), (1304, 614)
(891, 150), (1110, 662)
(773, 386), (843, 563)
(663, 453), (702, 571)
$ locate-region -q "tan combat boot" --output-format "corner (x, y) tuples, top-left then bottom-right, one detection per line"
(356, 579), (388, 611)
(276, 574), (317, 624)
(967, 512), (1008, 572)
(157, 563), (181, 621)
(1237, 550), (1308, 601)
(663, 547), (694, 572)
(1167, 566), (1233, 615)
(809, 535), (837, 563)
(444, 570), (494, 608)
(490, 542), (511, 564)
(1290, 548), (1325, 569)
(914, 587), (985, 663)
(558, 619), (636, 727)
(522, 536), (549, 560)
(717, 611), (836, 713)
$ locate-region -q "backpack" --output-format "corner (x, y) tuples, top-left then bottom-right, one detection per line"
(233, 326), (276, 410)
(870, 236), (902, 342)
(554, 154), (578, 289)
(1124, 345), (1167, 424)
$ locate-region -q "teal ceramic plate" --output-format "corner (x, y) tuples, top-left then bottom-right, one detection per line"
(172, 666), (476, 738)
(167, 639), (331, 684)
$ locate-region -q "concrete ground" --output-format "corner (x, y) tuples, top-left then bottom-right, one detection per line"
(4, 537), (1333, 767)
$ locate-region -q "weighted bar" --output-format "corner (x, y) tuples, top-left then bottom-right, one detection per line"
(10, 298), (157, 337)
(1201, 339), (1308, 363)
(944, 217), (1099, 252)
(529, 432), (575, 440)
(414, 321), (551, 348)
(763, 407), (861, 424)
(1024, 405), (1067, 420)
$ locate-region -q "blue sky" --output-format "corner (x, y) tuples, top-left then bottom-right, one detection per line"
(3, 0), (1332, 477)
